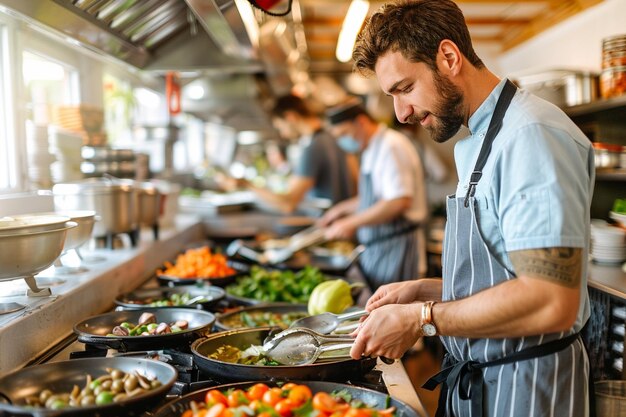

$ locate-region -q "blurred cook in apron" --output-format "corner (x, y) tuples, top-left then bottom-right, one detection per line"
(318, 98), (428, 290)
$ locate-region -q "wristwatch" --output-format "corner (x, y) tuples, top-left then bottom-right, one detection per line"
(421, 301), (438, 336)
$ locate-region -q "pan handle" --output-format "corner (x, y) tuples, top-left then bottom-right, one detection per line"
(0, 390), (12, 404)
(347, 245), (366, 266)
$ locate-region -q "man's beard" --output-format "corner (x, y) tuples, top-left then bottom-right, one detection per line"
(408, 71), (464, 143)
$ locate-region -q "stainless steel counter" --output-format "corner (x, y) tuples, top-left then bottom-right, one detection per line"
(588, 262), (626, 299)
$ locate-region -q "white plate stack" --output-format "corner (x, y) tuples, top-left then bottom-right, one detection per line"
(25, 121), (54, 189)
(591, 219), (626, 264)
(48, 125), (84, 183)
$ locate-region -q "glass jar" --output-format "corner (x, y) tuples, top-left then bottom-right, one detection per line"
(600, 66), (626, 99)
(593, 142), (622, 169)
(603, 50), (626, 69)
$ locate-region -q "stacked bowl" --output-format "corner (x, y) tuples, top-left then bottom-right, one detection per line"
(591, 220), (626, 264)
(0, 215), (76, 295)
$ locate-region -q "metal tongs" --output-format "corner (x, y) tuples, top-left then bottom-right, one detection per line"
(227, 226), (327, 265)
(262, 328), (356, 365)
(262, 327), (395, 365)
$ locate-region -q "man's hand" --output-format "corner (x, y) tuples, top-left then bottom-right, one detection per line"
(350, 304), (422, 360)
(324, 217), (358, 240)
(317, 206), (344, 227)
(365, 281), (424, 311)
(214, 173), (248, 192)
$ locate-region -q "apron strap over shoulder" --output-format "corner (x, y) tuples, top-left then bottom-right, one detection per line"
(464, 79), (517, 207)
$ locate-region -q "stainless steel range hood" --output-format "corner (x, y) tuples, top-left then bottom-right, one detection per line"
(0, 0), (263, 73)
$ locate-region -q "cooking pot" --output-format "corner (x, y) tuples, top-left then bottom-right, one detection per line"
(135, 181), (162, 228)
(53, 178), (136, 237)
(30, 211), (97, 251)
(0, 222), (77, 281)
(514, 69), (599, 107)
(0, 214), (71, 236)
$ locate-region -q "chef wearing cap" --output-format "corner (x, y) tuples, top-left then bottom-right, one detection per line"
(319, 99), (428, 289)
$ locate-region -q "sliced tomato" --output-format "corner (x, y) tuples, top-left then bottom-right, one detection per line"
(227, 389), (249, 407)
(205, 390), (228, 407)
(247, 383), (270, 401)
(275, 398), (298, 417)
(287, 385), (313, 406)
(206, 403), (226, 417)
(262, 387), (284, 406)
(344, 408), (373, 417)
(312, 392), (350, 413)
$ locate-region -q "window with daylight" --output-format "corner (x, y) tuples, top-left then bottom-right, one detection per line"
(0, 22), (16, 192)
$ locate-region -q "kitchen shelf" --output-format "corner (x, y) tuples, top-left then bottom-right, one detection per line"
(596, 168), (626, 181)
(565, 95), (626, 118)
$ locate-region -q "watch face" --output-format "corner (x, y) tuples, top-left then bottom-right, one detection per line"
(422, 323), (437, 337)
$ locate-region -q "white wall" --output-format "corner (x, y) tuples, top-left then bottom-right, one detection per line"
(497, 0), (626, 76)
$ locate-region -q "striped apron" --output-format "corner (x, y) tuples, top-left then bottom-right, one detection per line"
(356, 135), (420, 290)
(424, 80), (590, 417)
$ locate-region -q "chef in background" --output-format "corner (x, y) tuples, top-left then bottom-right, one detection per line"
(220, 94), (357, 214)
(318, 98), (428, 289)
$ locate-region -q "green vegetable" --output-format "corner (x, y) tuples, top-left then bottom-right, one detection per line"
(89, 379), (102, 390)
(307, 279), (354, 315)
(613, 198), (626, 214)
(226, 266), (326, 304)
(49, 399), (67, 410)
(95, 391), (115, 405)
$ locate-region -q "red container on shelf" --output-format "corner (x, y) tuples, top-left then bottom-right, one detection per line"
(600, 66), (626, 99)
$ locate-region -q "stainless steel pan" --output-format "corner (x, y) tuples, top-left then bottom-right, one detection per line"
(73, 308), (215, 352)
(0, 357), (176, 417)
(190, 327), (376, 383)
(152, 380), (419, 417)
(115, 285), (225, 310)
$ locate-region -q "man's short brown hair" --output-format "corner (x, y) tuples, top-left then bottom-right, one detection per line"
(353, 0), (484, 76)
(271, 94), (315, 118)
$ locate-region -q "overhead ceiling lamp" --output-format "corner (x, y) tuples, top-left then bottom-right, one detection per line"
(335, 0), (369, 63)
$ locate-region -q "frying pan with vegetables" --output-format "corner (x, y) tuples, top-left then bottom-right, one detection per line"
(0, 357), (177, 417)
(190, 327), (376, 382)
(151, 380), (419, 417)
(114, 285), (225, 310)
(74, 308), (215, 352)
(214, 303), (309, 331)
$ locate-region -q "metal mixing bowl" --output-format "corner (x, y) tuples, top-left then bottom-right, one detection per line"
(0, 214), (71, 236)
(34, 210), (97, 251)
(0, 222), (77, 281)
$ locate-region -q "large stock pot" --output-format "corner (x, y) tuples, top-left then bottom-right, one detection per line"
(53, 178), (136, 238)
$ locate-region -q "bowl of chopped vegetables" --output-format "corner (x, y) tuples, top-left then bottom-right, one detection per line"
(224, 265), (329, 305)
(156, 246), (249, 287)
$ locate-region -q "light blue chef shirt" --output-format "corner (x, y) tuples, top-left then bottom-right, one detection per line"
(453, 78), (595, 331)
